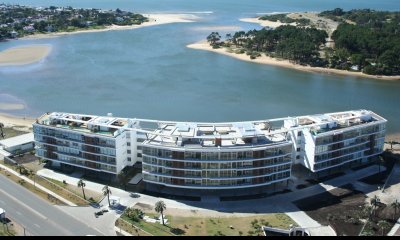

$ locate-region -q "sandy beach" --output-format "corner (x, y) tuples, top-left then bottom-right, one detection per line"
(0, 112), (36, 129)
(21, 13), (198, 40)
(240, 17), (297, 28)
(0, 44), (52, 66)
(187, 41), (400, 81)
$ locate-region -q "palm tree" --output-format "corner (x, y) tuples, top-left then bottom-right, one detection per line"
(377, 220), (391, 236)
(102, 185), (112, 207)
(16, 165), (25, 174)
(363, 205), (373, 220)
(29, 169), (36, 187)
(391, 200), (400, 221)
(77, 179), (86, 200)
(370, 195), (381, 217)
(155, 201), (167, 225)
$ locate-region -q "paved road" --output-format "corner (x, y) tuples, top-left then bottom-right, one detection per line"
(0, 174), (103, 236)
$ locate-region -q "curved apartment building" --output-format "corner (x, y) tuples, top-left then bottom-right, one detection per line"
(33, 109), (387, 192)
(141, 122), (292, 189)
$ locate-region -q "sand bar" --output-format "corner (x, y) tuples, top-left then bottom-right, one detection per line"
(21, 13), (198, 40)
(0, 103), (25, 111)
(187, 41), (400, 81)
(0, 44), (52, 66)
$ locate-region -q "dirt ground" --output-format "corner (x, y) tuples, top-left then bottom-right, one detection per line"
(294, 184), (366, 236)
(294, 183), (400, 236)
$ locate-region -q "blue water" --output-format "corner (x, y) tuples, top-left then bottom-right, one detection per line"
(0, 0), (400, 133)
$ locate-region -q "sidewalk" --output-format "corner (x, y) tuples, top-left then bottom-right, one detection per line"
(37, 168), (134, 207)
(0, 164), (77, 206)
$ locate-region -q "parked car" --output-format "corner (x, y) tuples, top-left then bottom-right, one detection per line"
(130, 192), (140, 198)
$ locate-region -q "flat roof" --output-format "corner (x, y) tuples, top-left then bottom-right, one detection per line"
(0, 133), (34, 148)
(34, 109), (386, 144)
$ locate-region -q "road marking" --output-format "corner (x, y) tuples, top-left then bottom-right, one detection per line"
(0, 189), (47, 220)
(34, 224), (41, 228)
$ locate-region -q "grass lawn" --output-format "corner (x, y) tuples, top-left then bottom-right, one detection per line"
(0, 161), (89, 206)
(1, 127), (28, 139)
(0, 167), (64, 205)
(0, 226), (15, 236)
(117, 211), (297, 236)
(44, 177), (103, 203)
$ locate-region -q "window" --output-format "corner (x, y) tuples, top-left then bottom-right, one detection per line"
(297, 131), (302, 136)
(127, 157), (131, 162)
(137, 153), (142, 158)
(127, 150), (131, 154)
(127, 142), (131, 146)
(296, 156), (300, 159)
(296, 147), (301, 152)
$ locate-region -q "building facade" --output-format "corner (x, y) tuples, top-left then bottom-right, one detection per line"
(33, 109), (386, 190)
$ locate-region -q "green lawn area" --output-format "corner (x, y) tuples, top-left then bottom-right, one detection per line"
(0, 161), (90, 206)
(0, 166), (64, 205)
(44, 177), (102, 203)
(0, 227), (15, 236)
(1, 127), (28, 139)
(117, 211), (297, 236)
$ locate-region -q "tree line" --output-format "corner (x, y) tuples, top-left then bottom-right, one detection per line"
(207, 9), (400, 76)
(208, 25), (327, 66)
(0, 5), (148, 40)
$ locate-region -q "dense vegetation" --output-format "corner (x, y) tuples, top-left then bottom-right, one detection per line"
(259, 14), (311, 26)
(217, 26), (327, 65)
(208, 9), (400, 76)
(320, 8), (400, 75)
(0, 4), (148, 40)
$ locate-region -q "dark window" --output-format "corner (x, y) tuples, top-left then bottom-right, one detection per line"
(127, 157), (131, 162)
(137, 153), (142, 158)
(127, 150), (131, 154)
(298, 131), (302, 136)
(127, 142), (131, 146)
(296, 148), (301, 152)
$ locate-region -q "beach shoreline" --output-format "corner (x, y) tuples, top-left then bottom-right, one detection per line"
(187, 41), (400, 81)
(19, 13), (197, 40)
(0, 112), (36, 129)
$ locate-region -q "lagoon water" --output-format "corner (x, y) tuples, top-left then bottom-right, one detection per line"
(1, 0), (400, 133)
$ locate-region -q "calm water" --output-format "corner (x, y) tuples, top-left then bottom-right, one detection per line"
(0, 0), (400, 133)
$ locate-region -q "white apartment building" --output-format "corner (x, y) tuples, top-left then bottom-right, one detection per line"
(32, 109), (386, 190)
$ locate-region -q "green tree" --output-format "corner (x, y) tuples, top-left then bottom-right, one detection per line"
(377, 220), (391, 236)
(155, 201), (167, 225)
(207, 32), (221, 46)
(391, 200), (400, 221)
(29, 169), (36, 187)
(16, 165), (25, 175)
(77, 179), (87, 200)
(102, 185), (112, 207)
(363, 205), (373, 220)
(370, 195), (381, 217)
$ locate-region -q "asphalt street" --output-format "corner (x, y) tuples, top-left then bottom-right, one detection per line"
(0, 173), (103, 236)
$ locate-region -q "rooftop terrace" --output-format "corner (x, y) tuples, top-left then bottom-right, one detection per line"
(34, 109), (386, 142)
